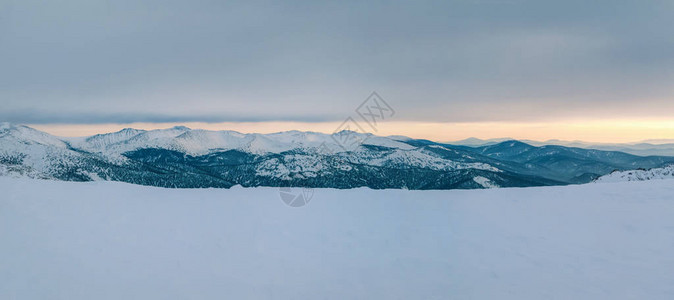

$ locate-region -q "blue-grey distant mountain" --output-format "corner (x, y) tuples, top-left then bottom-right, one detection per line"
(407, 139), (674, 184)
(1, 122), (673, 190)
(444, 137), (515, 147)
(448, 137), (674, 156)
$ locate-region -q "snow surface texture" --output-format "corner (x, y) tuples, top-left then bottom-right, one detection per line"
(2, 177), (674, 299)
(595, 165), (674, 183)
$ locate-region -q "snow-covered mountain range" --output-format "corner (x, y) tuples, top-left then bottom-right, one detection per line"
(2, 122), (673, 189)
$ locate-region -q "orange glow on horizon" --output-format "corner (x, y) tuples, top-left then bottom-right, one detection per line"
(28, 119), (674, 144)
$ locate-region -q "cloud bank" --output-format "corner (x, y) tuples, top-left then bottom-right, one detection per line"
(2, 0), (673, 124)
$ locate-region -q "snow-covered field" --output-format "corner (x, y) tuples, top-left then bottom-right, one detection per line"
(1, 178), (673, 299)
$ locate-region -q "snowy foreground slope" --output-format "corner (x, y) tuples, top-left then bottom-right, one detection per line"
(2, 178), (674, 299)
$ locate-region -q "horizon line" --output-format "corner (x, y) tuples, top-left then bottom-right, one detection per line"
(9, 120), (674, 145)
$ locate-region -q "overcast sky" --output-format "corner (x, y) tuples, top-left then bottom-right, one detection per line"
(2, 0), (674, 126)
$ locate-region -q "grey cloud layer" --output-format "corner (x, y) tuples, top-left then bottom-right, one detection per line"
(1, 0), (673, 123)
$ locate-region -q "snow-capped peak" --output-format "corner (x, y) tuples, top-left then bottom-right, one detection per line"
(0, 122), (68, 148)
(4, 124), (414, 158)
